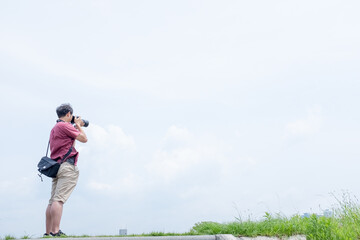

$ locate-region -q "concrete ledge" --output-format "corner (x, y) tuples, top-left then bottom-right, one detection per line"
(217, 235), (306, 240)
(33, 234), (306, 240)
(34, 235), (216, 240)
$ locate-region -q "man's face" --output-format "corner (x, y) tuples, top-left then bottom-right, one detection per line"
(65, 111), (73, 122)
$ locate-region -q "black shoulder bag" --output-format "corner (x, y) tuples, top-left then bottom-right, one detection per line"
(37, 141), (73, 181)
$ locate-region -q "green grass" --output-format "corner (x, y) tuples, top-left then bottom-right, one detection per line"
(1, 234), (33, 240)
(189, 193), (360, 239)
(3, 236), (16, 240)
(20, 235), (32, 239)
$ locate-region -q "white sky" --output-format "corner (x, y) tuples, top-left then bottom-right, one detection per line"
(1, 0), (360, 237)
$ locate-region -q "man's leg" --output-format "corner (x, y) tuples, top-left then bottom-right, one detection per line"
(45, 204), (52, 234)
(47, 176), (58, 235)
(50, 201), (64, 234)
(48, 163), (79, 234)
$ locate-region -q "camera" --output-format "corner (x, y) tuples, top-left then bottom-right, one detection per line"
(71, 116), (89, 127)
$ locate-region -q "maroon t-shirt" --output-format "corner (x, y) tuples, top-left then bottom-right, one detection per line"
(50, 121), (80, 166)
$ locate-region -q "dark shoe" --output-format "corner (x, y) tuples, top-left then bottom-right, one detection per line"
(50, 230), (66, 237)
(43, 233), (51, 237)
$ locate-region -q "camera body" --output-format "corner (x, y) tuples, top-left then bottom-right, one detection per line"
(71, 116), (89, 127)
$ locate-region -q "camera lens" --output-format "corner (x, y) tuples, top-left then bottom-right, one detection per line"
(82, 119), (89, 127)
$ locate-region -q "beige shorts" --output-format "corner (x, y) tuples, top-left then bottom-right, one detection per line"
(49, 162), (79, 205)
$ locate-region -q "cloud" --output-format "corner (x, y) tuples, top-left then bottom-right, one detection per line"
(87, 172), (142, 195)
(146, 125), (229, 185)
(84, 123), (136, 152)
(76, 124), (139, 195)
(285, 105), (322, 137)
(0, 177), (34, 197)
(165, 125), (193, 142)
(78, 124), (233, 197)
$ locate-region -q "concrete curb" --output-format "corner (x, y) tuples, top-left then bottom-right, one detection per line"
(33, 235), (215, 240)
(32, 234), (306, 240)
(221, 235), (306, 240)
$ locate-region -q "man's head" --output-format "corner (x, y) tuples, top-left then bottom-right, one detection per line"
(56, 103), (73, 121)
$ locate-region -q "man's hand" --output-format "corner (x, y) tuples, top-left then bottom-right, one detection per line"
(74, 116), (88, 143)
(74, 116), (85, 127)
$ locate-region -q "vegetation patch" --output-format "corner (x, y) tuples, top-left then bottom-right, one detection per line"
(190, 193), (360, 239)
(3, 236), (16, 240)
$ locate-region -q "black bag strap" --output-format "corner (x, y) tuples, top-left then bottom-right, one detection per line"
(61, 145), (73, 163)
(46, 140), (73, 163)
(46, 141), (50, 157)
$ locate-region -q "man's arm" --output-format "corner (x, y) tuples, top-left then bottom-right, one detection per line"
(74, 117), (88, 143)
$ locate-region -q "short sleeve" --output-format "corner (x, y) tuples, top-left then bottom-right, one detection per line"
(61, 122), (80, 139)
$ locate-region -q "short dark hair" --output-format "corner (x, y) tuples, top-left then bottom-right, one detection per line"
(56, 103), (73, 118)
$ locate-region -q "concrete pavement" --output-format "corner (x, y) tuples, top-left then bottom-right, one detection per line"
(31, 234), (306, 240)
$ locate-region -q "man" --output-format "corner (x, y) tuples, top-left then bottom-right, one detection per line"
(44, 103), (88, 237)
